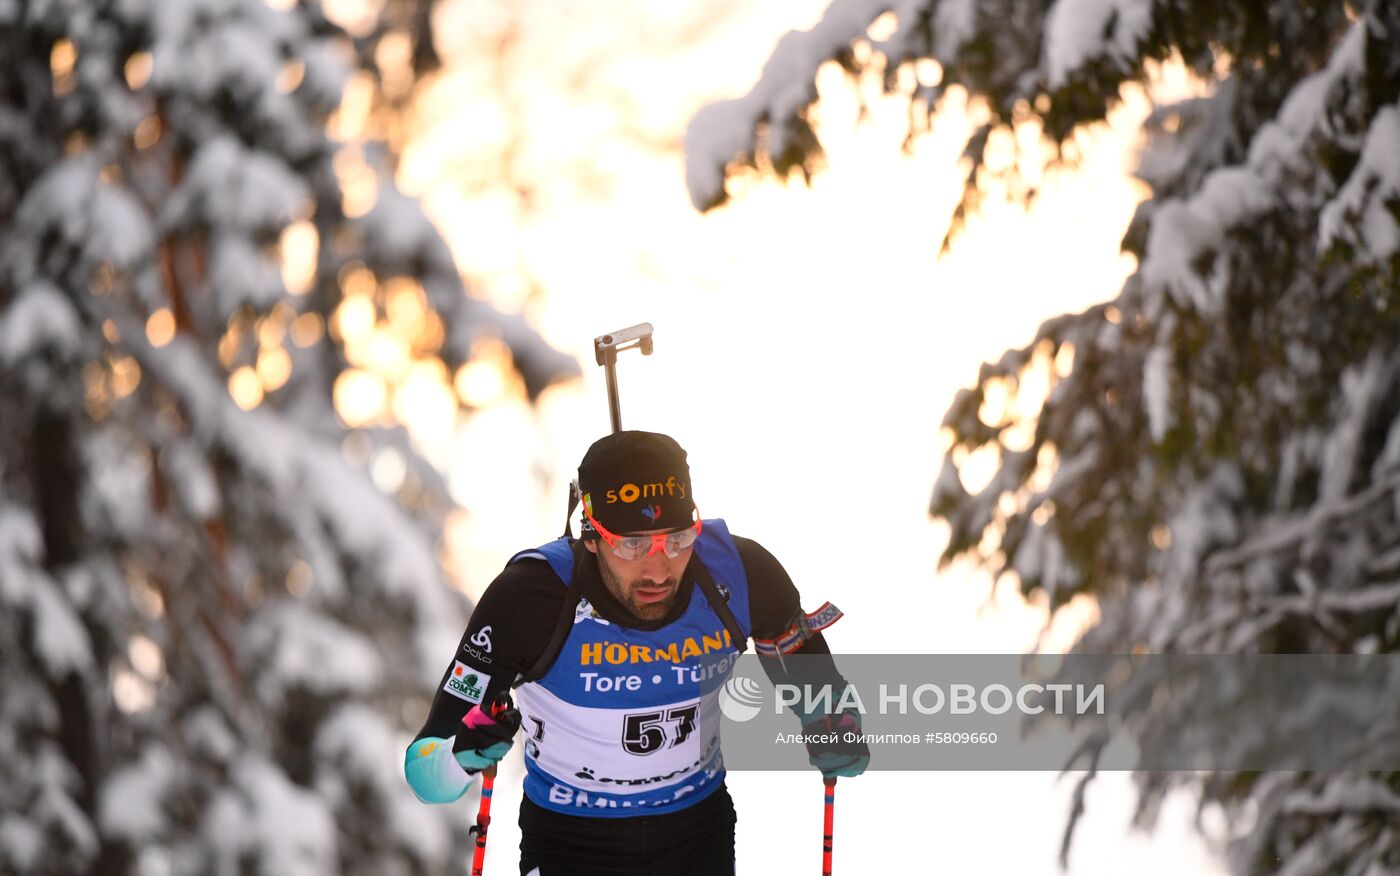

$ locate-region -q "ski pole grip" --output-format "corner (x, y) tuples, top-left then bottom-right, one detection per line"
(487, 693), (513, 719)
(463, 693), (515, 731)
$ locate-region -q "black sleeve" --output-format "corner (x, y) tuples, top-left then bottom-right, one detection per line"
(733, 535), (806, 640)
(413, 559), (564, 741)
(735, 535), (849, 719)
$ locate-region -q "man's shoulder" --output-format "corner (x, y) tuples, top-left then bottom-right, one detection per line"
(461, 552), (573, 673)
(729, 533), (780, 568)
(482, 553), (570, 604)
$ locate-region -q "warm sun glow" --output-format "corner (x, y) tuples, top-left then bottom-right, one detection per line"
(333, 367), (387, 426)
(364, 327), (411, 381)
(134, 115), (161, 149)
(453, 336), (520, 408)
(50, 39), (76, 96)
(392, 361), (457, 446)
(286, 559), (314, 597)
(322, 0), (384, 38)
(257, 346), (293, 392)
(276, 59), (305, 95)
(146, 308), (176, 347)
(229, 366), (263, 410)
(124, 52), (153, 90)
(279, 219), (319, 295)
(340, 263), (377, 298)
(328, 71), (376, 140)
(454, 359), (505, 407)
(127, 633), (165, 680)
(50, 39), (76, 75)
(112, 667), (155, 714)
(257, 307), (288, 348)
(111, 356), (141, 399)
(217, 322), (241, 369)
(385, 277), (427, 334)
(333, 294), (376, 345)
(291, 312), (324, 347)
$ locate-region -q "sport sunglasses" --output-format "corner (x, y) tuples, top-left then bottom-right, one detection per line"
(586, 507), (702, 560)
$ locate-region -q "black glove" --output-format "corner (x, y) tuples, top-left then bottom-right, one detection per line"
(452, 694), (522, 771)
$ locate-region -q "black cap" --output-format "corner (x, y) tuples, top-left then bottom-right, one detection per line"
(578, 431), (695, 535)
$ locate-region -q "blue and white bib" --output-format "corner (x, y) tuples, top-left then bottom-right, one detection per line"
(511, 519), (752, 818)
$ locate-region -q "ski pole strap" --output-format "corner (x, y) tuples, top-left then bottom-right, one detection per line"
(822, 776), (836, 875)
(755, 603), (843, 658)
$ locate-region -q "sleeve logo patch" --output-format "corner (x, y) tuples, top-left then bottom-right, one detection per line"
(444, 661), (489, 704)
(470, 626), (494, 652)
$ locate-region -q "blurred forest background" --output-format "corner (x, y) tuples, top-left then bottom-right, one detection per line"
(3, 0), (1397, 874)
(1, 0), (582, 873)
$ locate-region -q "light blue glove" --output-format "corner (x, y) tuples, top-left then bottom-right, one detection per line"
(406, 699), (520, 803)
(404, 737), (475, 804)
(454, 741), (512, 772)
(800, 711), (870, 778)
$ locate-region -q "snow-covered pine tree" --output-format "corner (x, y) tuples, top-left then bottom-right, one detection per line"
(0, 2), (575, 875)
(686, 1), (1400, 872)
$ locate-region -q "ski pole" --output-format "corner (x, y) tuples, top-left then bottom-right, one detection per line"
(469, 766), (496, 876)
(593, 323), (654, 433)
(822, 776), (836, 875)
(467, 696), (512, 876)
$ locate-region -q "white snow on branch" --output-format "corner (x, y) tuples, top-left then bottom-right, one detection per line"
(136, 335), (463, 677)
(1140, 21), (1366, 316)
(204, 757), (336, 876)
(7, 158), (153, 275)
(1165, 464), (1243, 588)
(0, 816), (43, 872)
(0, 283), (83, 364)
(1282, 775), (1400, 816)
(313, 706), (452, 863)
(0, 504), (43, 605)
(35, 746), (97, 859)
(1206, 468), (1400, 576)
(0, 503), (93, 675)
(1142, 344), (1172, 442)
(1246, 22), (1366, 187)
(162, 136), (308, 235)
(161, 440), (222, 521)
(209, 233), (287, 314)
(684, 0), (891, 209)
(1319, 103), (1400, 262)
(931, 0), (977, 60)
(1044, 0), (1153, 89)
(150, 0), (300, 102)
(1319, 350), (1389, 502)
(1140, 168), (1273, 314)
(28, 575), (92, 677)
(314, 705), (397, 790)
(249, 603), (383, 700)
(297, 37), (353, 110)
(99, 746), (176, 842)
